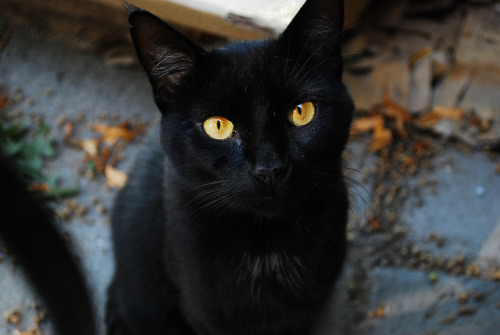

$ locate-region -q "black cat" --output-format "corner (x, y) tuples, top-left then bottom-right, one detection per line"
(106, 0), (354, 334)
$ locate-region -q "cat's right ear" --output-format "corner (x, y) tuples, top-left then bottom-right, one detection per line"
(128, 8), (203, 105)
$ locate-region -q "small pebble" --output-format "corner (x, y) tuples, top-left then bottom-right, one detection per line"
(25, 97), (35, 107)
(96, 204), (107, 214)
(475, 186), (485, 197)
(44, 88), (54, 97)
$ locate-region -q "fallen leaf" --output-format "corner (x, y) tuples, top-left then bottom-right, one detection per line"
(92, 122), (138, 145)
(63, 121), (73, 141)
(5, 310), (21, 325)
(496, 164), (500, 174)
(376, 304), (387, 318)
(369, 116), (392, 151)
(13, 327), (41, 335)
(0, 93), (8, 110)
(368, 218), (384, 231)
(352, 115), (384, 133)
(95, 147), (111, 173)
(416, 113), (442, 129)
(27, 183), (51, 192)
(432, 106), (465, 120)
(490, 268), (500, 281)
(77, 138), (99, 157)
(402, 156), (416, 166)
(105, 165), (128, 188)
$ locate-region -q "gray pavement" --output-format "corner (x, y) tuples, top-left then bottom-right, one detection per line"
(1, 20), (499, 335)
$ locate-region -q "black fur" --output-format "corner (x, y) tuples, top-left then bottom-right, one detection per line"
(0, 153), (96, 335)
(107, 0), (354, 334)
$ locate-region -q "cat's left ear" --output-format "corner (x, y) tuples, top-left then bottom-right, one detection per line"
(278, 0), (345, 75)
(128, 7), (204, 106)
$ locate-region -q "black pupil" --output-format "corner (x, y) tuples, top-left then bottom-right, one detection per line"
(297, 106), (302, 116)
(217, 120), (221, 130)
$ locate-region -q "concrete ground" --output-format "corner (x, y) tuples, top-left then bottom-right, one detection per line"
(1, 19), (499, 335)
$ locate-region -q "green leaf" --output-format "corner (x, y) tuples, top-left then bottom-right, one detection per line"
(16, 159), (45, 181)
(3, 138), (26, 156)
(32, 132), (54, 157)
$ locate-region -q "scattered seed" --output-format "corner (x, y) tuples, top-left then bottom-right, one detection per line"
(473, 292), (486, 302)
(56, 114), (67, 128)
(55, 207), (72, 221)
(458, 292), (469, 303)
(34, 310), (47, 324)
(96, 204), (107, 214)
(75, 205), (88, 217)
(439, 314), (457, 324)
(458, 305), (476, 316)
(466, 263), (481, 277)
(25, 97), (35, 107)
(44, 88), (54, 97)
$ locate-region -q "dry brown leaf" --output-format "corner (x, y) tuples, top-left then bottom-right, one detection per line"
(402, 156), (416, 166)
(496, 164), (500, 175)
(416, 113), (442, 129)
(432, 106), (465, 120)
(0, 93), (8, 111)
(352, 115), (384, 133)
(63, 121), (74, 141)
(490, 268), (500, 281)
(92, 122), (139, 145)
(27, 183), (51, 192)
(95, 147), (112, 173)
(369, 116), (392, 151)
(414, 141), (428, 157)
(105, 165), (128, 188)
(13, 327), (41, 335)
(5, 310), (21, 325)
(78, 138), (99, 157)
(368, 219), (384, 231)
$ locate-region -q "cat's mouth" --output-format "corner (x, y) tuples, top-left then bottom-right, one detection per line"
(242, 194), (295, 218)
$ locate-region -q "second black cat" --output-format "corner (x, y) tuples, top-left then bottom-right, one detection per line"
(106, 0), (354, 334)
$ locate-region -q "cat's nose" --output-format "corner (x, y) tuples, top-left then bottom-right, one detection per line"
(252, 164), (289, 188)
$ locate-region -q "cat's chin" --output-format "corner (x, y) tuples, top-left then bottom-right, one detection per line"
(238, 195), (295, 218)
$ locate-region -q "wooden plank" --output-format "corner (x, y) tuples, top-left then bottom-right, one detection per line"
(456, 7), (500, 71)
(460, 69), (500, 120)
(100, 0), (275, 40)
(433, 66), (472, 107)
(344, 60), (410, 111)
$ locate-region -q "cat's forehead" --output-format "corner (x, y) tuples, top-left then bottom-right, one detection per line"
(196, 43), (286, 111)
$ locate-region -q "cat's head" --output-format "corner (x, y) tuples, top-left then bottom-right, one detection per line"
(128, 0), (353, 218)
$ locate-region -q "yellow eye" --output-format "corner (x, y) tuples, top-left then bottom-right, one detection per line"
(288, 102), (315, 127)
(203, 116), (234, 140)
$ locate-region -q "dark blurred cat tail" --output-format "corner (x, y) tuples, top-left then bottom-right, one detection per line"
(0, 153), (96, 335)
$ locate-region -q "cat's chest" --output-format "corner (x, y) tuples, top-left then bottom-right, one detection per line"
(236, 251), (308, 294)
